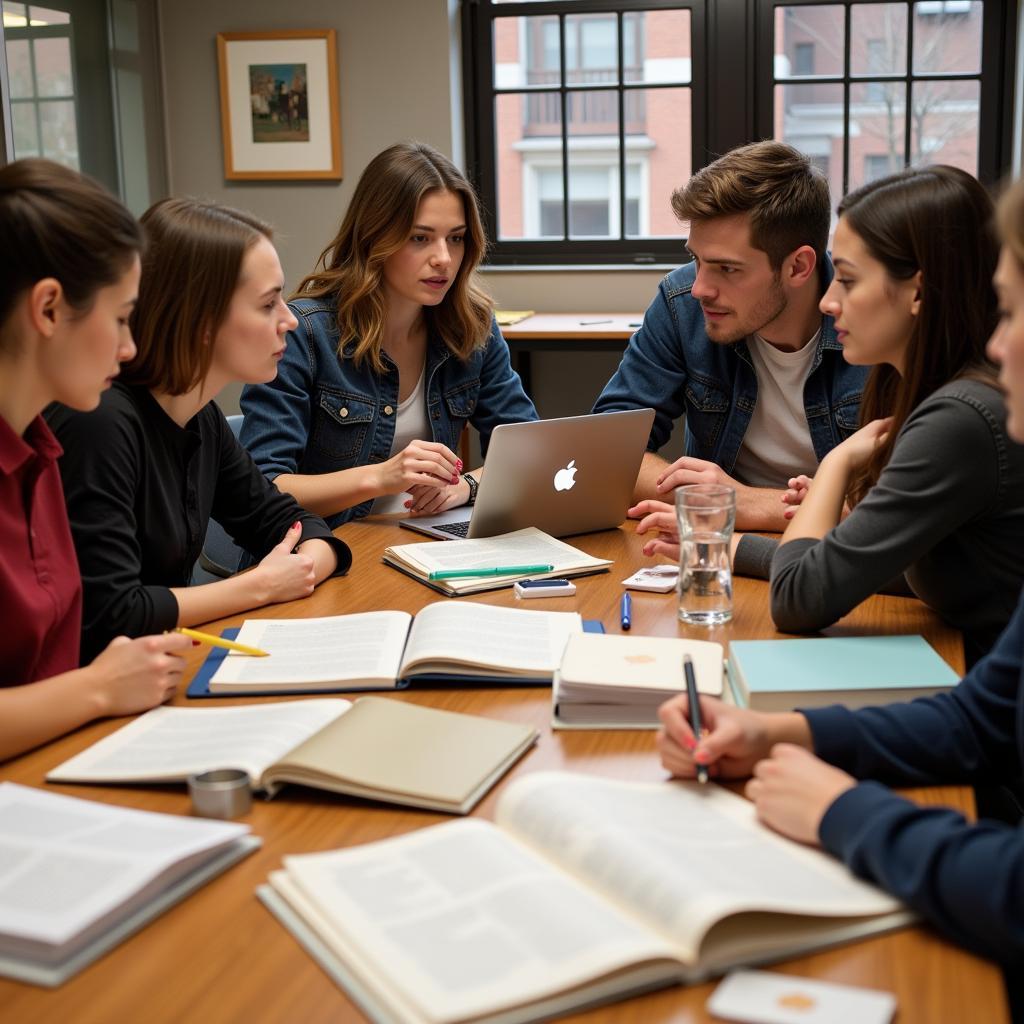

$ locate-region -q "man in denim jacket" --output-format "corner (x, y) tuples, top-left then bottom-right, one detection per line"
(594, 141), (868, 530)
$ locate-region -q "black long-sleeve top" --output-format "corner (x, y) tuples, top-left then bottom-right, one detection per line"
(47, 383), (351, 662)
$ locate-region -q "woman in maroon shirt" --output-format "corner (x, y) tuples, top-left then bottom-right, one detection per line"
(0, 158), (190, 760)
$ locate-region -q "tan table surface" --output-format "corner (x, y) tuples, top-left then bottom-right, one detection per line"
(0, 518), (1008, 1024)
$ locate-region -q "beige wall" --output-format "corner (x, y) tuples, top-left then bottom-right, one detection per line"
(155, 0), (677, 437)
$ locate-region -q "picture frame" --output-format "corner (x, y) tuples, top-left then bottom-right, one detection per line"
(216, 29), (342, 181)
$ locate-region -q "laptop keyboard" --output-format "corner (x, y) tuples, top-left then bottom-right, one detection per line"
(434, 520), (471, 538)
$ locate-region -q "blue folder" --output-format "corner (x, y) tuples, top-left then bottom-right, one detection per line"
(186, 621), (606, 699)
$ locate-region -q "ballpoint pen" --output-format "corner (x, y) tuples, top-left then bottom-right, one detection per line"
(427, 563), (554, 581)
(620, 591), (632, 631)
(176, 627), (269, 657)
(683, 653), (708, 784)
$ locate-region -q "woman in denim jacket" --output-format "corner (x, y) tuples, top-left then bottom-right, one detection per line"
(241, 142), (537, 528)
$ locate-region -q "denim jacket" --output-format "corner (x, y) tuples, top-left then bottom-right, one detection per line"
(592, 257), (868, 474)
(240, 297), (538, 527)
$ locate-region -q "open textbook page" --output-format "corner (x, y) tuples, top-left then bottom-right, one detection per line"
(0, 783), (251, 976)
(265, 819), (679, 1024)
(495, 773), (906, 969)
(261, 772), (908, 1024)
(400, 602), (582, 678)
(383, 527), (611, 595)
(47, 700), (349, 785)
(211, 612), (412, 690)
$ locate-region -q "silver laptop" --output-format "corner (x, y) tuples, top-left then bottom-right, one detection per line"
(399, 408), (655, 541)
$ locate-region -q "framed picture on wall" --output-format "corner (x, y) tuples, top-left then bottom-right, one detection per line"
(216, 29), (342, 180)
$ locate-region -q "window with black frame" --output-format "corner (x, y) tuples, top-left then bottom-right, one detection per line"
(465, 0), (1016, 266)
(464, 0), (706, 266)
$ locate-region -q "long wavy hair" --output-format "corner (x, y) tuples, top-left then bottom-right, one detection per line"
(292, 142), (493, 372)
(841, 165), (999, 507)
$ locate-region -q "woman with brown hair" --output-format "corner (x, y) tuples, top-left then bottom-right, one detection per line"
(638, 165), (1024, 665)
(48, 198), (351, 663)
(0, 158), (190, 760)
(239, 141), (537, 526)
(655, 176), (1024, 1005)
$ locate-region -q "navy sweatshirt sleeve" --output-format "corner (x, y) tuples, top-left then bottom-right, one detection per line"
(806, 594), (1024, 963)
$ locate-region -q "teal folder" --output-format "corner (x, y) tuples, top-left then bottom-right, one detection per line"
(727, 634), (960, 713)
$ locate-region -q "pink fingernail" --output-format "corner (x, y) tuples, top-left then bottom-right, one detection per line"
(404, 501), (412, 508)
(451, 475), (459, 484)
(684, 736), (697, 751)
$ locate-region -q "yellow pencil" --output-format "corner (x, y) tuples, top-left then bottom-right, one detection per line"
(177, 627), (269, 657)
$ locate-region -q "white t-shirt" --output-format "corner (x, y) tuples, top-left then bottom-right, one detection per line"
(370, 364), (431, 514)
(731, 330), (821, 488)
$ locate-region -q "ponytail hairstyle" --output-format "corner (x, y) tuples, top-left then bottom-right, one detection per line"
(121, 197), (273, 395)
(0, 158), (141, 354)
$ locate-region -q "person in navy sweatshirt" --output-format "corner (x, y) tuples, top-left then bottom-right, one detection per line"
(657, 176), (1024, 988)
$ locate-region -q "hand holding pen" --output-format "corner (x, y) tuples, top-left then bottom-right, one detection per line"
(682, 654), (707, 783)
(655, 692), (813, 781)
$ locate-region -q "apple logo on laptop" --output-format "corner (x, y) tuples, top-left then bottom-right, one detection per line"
(553, 459), (578, 492)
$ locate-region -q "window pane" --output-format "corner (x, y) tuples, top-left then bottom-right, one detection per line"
(39, 99), (78, 168)
(910, 78), (979, 174)
(626, 8), (690, 84)
(628, 86), (689, 239)
(494, 16), (559, 90)
(774, 81), (844, 203)
(775, 5), (845, 78)
(6, 38), (33, 98)
(2, 2), (27, 28)
(29, 5), (70, 24)
(11, 102), (39, 156)
(849, 81), (907, 190)
(568, 89), (618, 238)
(497, 91), (562, 240)
(34, 36), (73, 97)
(566, 13), (617, 84)
(913, 1), (982, 74)
(850, 4), (907, 75)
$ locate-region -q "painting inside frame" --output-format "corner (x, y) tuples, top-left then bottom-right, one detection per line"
(217, 30), (341, 181)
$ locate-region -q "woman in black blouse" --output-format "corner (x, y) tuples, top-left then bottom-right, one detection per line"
(48, 199), (351, 662)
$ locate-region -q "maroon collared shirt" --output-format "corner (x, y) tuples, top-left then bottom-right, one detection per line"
(0, 414), (82, 686)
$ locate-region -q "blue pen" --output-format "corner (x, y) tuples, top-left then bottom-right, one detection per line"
(620, 591), (632, 631)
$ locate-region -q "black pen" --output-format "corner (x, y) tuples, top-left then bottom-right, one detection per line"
(683, 654), (708, 784)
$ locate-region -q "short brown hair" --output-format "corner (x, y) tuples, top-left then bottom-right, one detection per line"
(998, 177), (1024, 273)
(293, 141), (493, 371)
(122, 198), (272, 395)
(0, 158), (141, 353)
(671, 140), (831, 268)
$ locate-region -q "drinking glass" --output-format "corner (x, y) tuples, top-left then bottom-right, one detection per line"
(675, 484), (736, 626)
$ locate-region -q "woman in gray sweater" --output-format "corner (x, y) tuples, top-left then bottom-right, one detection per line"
(638, 166), (1024, 665)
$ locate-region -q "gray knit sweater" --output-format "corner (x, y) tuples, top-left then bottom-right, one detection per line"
(733, 379), (1024, 665)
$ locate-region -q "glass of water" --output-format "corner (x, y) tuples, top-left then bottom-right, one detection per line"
(675, 484), (736, 626)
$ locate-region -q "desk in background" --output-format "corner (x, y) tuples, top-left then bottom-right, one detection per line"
(0, 519), (1008, 1024)
(501, 313), (642, 398)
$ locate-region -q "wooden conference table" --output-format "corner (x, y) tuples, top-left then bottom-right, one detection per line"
(501, 313), (642, 396)
(0, 519), (1009, 1024)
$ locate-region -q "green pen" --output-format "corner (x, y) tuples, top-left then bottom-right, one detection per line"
(428, 563), (555, 581)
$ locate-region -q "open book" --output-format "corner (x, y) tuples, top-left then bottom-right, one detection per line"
(47, 698), (537, 815)
(553, 633), (724, 729)
(0, 783), (257, 987)
(383, 527), (612, 596)
(193, 603), (585, 695)
(259, 772), (910, 1024)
